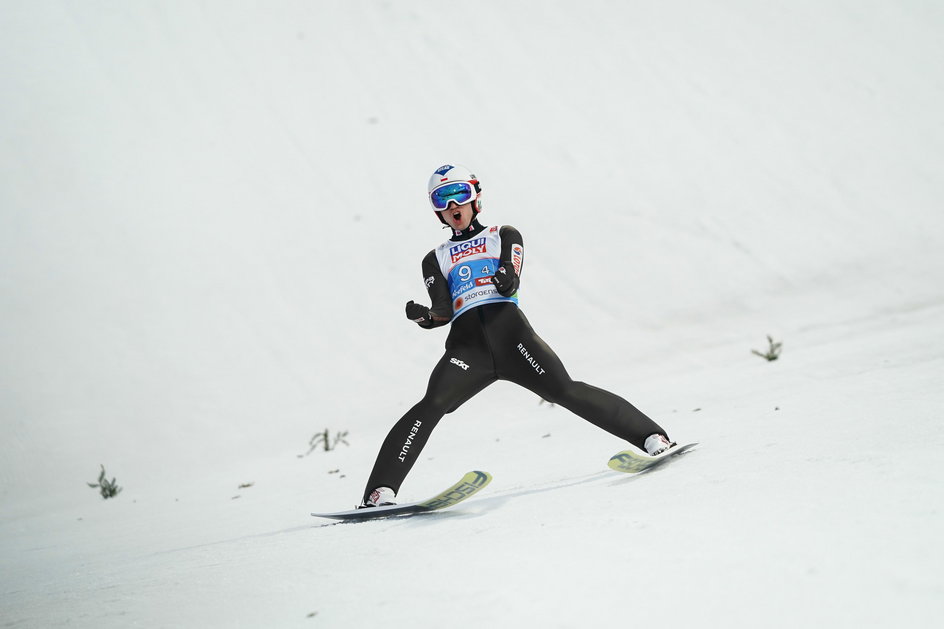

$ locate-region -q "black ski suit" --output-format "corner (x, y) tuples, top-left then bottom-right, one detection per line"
(361, 220), (667, 502)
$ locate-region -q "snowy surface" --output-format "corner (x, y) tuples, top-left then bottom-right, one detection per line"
(2, 1), (943, 627)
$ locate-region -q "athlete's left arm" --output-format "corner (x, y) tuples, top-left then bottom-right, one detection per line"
(491, 225), (524, 296)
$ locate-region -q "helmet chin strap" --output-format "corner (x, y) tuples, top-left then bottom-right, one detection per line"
(453, 218), (484, 238)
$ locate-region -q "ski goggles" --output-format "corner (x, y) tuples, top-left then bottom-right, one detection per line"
(429, 181), (478, 210)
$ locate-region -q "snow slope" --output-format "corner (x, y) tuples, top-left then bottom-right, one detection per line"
(2, 1), (943, 627)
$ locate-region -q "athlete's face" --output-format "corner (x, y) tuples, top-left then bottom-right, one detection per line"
(439, 201), (475, 231)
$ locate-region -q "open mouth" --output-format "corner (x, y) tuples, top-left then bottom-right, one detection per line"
(452, 210), (462, 222)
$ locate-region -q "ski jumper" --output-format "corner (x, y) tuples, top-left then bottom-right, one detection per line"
(362, 221), (667, 502)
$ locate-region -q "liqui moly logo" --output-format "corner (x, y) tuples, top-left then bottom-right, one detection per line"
(449, 237), (487, 263)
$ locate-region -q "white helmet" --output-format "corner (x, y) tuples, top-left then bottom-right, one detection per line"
(427, 164), (483, 216)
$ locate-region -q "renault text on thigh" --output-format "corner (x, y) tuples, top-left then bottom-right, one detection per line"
(517, 343), (546, 375)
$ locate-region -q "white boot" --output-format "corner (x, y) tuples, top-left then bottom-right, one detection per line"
(644, 434), (676, 456)
(361, 486), (396, 508)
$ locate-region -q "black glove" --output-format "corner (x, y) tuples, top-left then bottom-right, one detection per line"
(490, 266), (518, 297)
(405, 300), (432, 324)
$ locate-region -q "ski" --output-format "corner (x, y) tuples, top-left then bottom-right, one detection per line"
(311, 470), (492, 521)
(608, 442), (699, 474)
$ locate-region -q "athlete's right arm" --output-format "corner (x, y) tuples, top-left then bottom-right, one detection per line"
(404, 250), (452, 329)
(492, 225), (523, 296)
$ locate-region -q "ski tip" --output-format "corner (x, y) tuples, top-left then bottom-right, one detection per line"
(463, 470), (493, 486)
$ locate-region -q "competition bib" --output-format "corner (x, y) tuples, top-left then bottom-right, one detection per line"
(435, 226), (518, 318)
